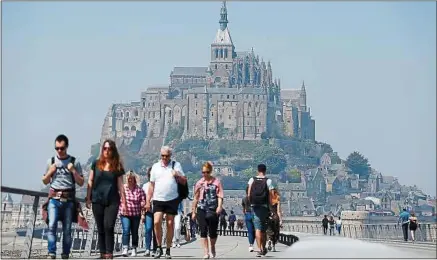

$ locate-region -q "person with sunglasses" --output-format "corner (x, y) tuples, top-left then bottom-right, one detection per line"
(86, 139), (127, 259)
(191, 161), (224, 259)
(145, 146), (186, 259)
(42, 134), (84, 259)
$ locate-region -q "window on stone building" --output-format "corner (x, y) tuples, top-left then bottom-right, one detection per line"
(196, 110), (198, 115)
(221, 95), (223, 99)
(215, 64), (218, 69)
(247, 112), (249, 116)
(211, 112), (214, 117)
(233, 95), (235, 99)
(227, 95), (229, 99)
(224, 48), (228, 58)
(225, 64), (228, 69)
(228, 115), (231, 119)
(134, 110), (139, 117)
(246, 95), (248, 99)
(126, 111), (130, 117)
(194, 94), (198, 99)
(215, 49), (219, 58)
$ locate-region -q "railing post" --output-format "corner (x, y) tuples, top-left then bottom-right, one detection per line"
(21, 196), (40, 259)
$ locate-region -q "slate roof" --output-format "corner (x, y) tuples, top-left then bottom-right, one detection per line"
(171, 67), (208, 77)
(212, 27), (234, 45)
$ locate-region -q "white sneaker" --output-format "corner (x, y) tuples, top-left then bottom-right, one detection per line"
(172, 243), (176, 248)
(272, 245), (276, 252)
(249, 245), (254, 252)
(122, 246), (128, 256)
(144, 249), (150, 257)
(131, 248), (137, 257)
(176, 243), (181, 248)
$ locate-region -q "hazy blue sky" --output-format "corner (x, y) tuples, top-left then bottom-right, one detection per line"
(2, 1), (436, 195)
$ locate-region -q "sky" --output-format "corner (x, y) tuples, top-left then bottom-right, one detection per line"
(2, 1), (436, 196)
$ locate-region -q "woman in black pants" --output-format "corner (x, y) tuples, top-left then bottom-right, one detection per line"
(191, 162), (224, 259)
(86, 139), (127, 259)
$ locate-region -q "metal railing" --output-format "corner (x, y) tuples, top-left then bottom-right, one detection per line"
(281, 223), (437, 244)
(2, 185), (434, 259)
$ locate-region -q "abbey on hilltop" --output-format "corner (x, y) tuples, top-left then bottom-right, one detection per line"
(100, 1), (315, 150)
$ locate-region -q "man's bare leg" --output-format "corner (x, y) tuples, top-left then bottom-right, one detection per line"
(165, 215), (175, 250)
(154, 212), (164, 255)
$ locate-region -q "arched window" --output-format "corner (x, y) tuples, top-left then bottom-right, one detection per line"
(215, 49), (219, 58)
(124, 126), (129, 131)
(220, 49), (223, 58)
(131, 126), (137, 131)
(126, 111), (130, 118)
(224, 48), (228, 58)
(134, 110), (139, 117)
(215, 64), (218, 69)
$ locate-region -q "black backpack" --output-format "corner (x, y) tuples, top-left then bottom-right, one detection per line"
(173, 161), (189, 200)
(250, 177), (269, 205)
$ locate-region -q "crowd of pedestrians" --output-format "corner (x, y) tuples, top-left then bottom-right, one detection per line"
(42, 134), (282, 259)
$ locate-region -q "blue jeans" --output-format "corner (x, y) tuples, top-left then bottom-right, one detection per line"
(47, 198), (74, 255)
(120, 215), (141, 248)
(144, 213), (157, 251)
(245, 212), (255, 245)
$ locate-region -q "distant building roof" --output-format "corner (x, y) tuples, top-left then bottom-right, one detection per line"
(171, 67), (208, 77)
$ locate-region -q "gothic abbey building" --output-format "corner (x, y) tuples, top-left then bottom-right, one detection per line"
(100, 2), (315, 149)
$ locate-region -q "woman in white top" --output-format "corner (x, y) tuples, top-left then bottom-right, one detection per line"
(335, 216), (342, 235)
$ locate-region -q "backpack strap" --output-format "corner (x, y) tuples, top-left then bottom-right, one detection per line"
(172, 161), (175, 169)
(51, 157), (55, 165)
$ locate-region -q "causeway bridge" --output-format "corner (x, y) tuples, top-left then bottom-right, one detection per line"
(1, 186), (436, 259)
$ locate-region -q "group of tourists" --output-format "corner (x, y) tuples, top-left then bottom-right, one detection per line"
(41, 134), (283, 259)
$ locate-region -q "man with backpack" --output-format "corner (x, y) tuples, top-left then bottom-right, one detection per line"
(41, 134), (84, 259)
(145, 146), (187, 259)
(247, 164), (274, 257)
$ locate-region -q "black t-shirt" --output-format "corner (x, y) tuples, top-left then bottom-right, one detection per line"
(91, 160), (125, 205)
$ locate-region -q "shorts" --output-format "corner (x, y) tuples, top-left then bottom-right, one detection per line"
(153, 198), (179, 215)
(252, 205), (269, 232)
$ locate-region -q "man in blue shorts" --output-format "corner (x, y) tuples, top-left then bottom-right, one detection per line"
(247, 164), (274, 257)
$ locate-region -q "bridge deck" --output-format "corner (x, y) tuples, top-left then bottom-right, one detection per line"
(111, 236), (288, 259)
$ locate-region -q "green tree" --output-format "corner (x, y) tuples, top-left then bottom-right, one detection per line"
(346, 151), (371, 180)
(253, 145), (287, 174)
(240, 167), (255, 180)
(287, 168), (301, 183)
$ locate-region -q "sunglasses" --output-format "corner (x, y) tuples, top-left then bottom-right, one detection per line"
(161, 154), (170, 158)
(202, 171), (210, 174)
(103, 147), (112, 151)
(55, 147), (66, 151)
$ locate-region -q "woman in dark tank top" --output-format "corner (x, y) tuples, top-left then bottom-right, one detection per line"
(86, 139), (127, 259)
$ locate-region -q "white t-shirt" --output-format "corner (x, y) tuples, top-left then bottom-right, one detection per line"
(336, 219), (342, 226)
(150, 160), (185, 202)
(142, 182), (151, 201)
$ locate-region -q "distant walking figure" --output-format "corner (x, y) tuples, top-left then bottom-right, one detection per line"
(322, 215), (328, 235)
(335, 216), (342, 235)
(398, 208), (411, 242)
(409, 213), (418, 242)
(328, 216), (335, 236)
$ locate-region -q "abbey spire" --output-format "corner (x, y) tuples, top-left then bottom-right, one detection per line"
(210, 1), (235, 79)
(219, 1), (228, 31)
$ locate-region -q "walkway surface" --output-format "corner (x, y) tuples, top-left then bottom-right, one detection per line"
(284, 232), (437, 259)
(112, 236), (288, 259)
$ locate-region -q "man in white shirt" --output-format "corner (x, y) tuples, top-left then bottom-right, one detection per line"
(146, 146), (186, 259)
